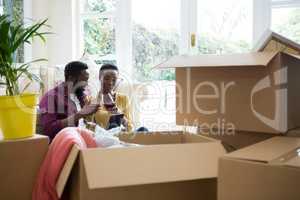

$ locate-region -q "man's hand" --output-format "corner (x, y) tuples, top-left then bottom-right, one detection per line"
(77, 104), (100, 118)
(60, 104), (100, 128)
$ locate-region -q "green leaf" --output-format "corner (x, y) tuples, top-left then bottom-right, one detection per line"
(12, 19), (49, 53)
(0, 15), (49, 95)
(21, 82), (32, 93)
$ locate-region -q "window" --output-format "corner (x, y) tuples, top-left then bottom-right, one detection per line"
(79, 0), (255, 129)
(130, 0), (180, 129)
(196, 0), (253, 54)
(81, 0), (255, 79)
(80, 0), (117, 65)
(79, 0), (118, 98)
(132, 0), (180, 81)
(271, 0), (300, 43)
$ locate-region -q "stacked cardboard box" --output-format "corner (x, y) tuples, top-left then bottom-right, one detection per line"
(217, 31), (300, 199)
(218, 136), (300, 200)
(0, 135), (49, 200)
(156, 30), (300, 151)
(156, 30), (300, 199)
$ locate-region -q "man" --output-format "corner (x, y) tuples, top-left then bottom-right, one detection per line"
(39, 61), (100, 141)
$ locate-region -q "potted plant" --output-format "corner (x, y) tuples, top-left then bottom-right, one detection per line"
(0, 14), (49, 139)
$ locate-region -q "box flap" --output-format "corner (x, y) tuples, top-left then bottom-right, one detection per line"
(56, 145), (80, 198)
(81, 141), (226, 189)
(154, 52), (278, 69)
(224, 137), (300, 163)
(253, 30), (300, 53)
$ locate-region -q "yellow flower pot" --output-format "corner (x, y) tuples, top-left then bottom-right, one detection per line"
(0, 94), (38, 139)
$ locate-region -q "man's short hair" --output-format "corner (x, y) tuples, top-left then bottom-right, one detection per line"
(64, 61), (88, 80)
(100, 64), (119, 72)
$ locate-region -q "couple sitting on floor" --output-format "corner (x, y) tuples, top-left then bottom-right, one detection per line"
(39, 61), (147, 141)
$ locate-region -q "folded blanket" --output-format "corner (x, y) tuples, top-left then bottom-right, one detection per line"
(32, 127), (97, 200)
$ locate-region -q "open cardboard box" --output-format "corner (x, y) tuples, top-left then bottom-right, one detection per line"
(156, 30), (300, 150)
(218, 136), (300, 200)
(56, 131), (226, 200)
(0, 134), (49, 200)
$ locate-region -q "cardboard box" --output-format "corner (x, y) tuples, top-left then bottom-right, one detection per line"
(0, 134), (49, 200)
(156, 32), (300, 135)
(218, 136), (300, 200)
(254, 30), (300, 55)
(56, 131), (226, 200)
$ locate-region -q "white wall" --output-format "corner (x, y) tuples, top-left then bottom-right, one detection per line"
(30, 0), (49, 63)
(28, 0), (77, 66)
(26, 0), (274, 66)
(48, 0), (77, 66)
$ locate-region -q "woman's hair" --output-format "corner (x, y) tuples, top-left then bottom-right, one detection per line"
(99, 63), (119, 72)
(64, 61), (88, 80)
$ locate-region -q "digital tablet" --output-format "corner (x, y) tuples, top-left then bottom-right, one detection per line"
(107, 113), (124, 129)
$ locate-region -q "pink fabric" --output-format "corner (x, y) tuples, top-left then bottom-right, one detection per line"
(32, 127), (97, 200)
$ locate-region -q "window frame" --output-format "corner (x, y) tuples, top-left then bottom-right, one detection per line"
(78, 0), (195, 76)
(78, 0), (272, 74)
(271, 0), (300, 8)
(0, 0), (3, 15)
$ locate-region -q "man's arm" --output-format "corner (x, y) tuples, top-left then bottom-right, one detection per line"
(59, 104), (100, 129)
(39, 92), (100, 140)
(39, 112), (64, 140)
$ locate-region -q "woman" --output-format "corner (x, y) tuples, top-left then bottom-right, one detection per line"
(93, 64), (134, 131)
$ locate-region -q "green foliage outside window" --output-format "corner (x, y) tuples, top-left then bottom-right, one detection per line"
(84, 18), (115, 56)
(3, 0), (24, 63)
(82, 0), (254, 82)
(273, 8), (300, 44)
